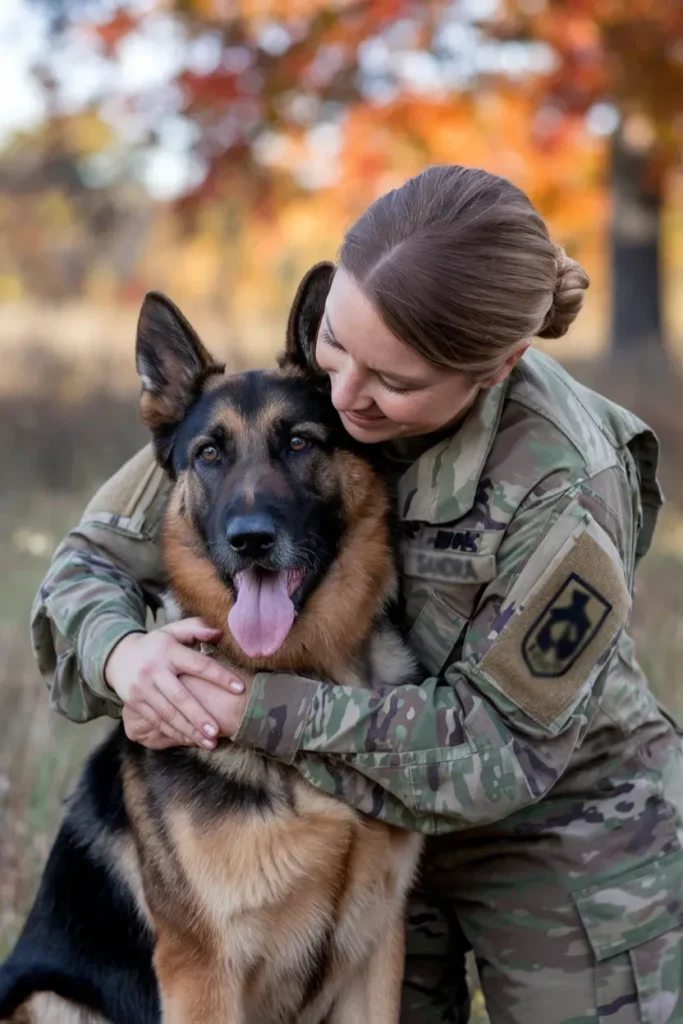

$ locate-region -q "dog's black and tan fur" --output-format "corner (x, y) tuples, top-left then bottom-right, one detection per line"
(0, 267), (423, 1024)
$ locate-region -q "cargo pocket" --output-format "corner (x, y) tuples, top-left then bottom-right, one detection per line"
(406, 590), (468, 678)
(573, 849), (683, 1024)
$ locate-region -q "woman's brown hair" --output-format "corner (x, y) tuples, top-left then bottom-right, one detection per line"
(338, 165), (590, 381)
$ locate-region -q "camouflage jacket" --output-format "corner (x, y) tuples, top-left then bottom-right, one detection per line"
(32, 349), (667, 835)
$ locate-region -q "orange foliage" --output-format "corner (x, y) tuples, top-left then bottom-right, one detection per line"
(186, 0), (355, 22)
(333, 92), (605, 248)
(90, 10), (140, 55)
(4, 0), (642, 308)
(502, 0), (683, 158)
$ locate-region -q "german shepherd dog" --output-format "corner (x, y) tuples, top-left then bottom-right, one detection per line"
(0, 266), (424, 1024)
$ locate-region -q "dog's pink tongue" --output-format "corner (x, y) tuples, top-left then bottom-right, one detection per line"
(228, 569), (295, 658)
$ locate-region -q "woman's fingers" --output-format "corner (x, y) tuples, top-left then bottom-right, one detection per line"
(170, 645), (245, 694)
(143, 670), (217, 747)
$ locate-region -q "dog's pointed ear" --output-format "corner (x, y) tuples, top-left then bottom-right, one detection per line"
(278, 261), (335, 374)
(136, 291), (224, 432)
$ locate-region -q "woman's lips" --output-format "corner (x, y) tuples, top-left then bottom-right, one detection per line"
(341, 409), (386, 427)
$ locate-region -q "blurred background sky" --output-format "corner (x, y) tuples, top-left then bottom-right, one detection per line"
(2, 3), (683, 1003)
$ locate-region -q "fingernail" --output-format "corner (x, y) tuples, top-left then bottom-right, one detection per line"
(229, 680), (245, 694)
(203, 724), (218, 737)
(202, 738), (215, 749)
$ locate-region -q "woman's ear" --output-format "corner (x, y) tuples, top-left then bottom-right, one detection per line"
(482, 342), (530, 387)
(277, 261), (335, 374)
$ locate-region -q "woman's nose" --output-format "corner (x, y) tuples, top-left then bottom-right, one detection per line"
(331, 364), (370, 411)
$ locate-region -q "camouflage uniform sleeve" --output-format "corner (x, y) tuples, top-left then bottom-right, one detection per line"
(233, 472), (633, 833)
(31, 445), (170, 722)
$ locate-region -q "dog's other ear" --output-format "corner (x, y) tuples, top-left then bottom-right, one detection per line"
(136, 291), (224, 432)
(278, 261), (335, 374)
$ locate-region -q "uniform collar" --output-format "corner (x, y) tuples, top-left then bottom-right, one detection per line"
(397, 378), (508, 524)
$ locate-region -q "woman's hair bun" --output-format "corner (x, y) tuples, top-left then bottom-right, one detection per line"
(537, 247), (590, 340)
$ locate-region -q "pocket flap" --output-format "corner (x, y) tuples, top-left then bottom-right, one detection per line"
(573, 849), (683, 962)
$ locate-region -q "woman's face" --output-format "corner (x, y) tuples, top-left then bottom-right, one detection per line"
(314, 268), (484, 444)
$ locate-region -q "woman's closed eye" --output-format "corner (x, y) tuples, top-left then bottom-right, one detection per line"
(320, 322), (424, 394)
(377, 373), (429, 395)
(378, 377), (412, 395)
(320, 328), (343, 351)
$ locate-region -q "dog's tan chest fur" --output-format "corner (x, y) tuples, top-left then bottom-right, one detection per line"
(127, 753), (421, 1023)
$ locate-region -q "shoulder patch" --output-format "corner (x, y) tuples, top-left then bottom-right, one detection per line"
(479, 527), (630, 727)
(522, 573), (611, 678)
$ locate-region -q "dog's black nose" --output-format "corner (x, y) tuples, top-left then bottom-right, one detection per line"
(226, 514), (277, 557)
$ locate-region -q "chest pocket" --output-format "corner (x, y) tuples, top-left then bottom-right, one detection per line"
(401, 534), (498, 677)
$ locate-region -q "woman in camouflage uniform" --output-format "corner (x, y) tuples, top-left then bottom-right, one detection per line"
(33, 166), (683, 1023)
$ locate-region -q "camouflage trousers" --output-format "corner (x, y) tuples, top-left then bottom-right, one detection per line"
(400, 725), (683, 1024)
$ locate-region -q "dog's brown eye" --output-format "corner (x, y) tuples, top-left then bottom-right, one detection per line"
(198, 445), (219, 463)
(289, 437), (309, 453)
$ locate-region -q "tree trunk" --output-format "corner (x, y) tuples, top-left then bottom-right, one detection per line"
(610, 126), (664, 357)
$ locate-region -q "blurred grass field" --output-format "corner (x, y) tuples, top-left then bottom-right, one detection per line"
(1, 317), (683, 1024)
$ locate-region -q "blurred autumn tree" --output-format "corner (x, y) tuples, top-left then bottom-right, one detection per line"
(498, 0), (683, 356)
(4, 0), (682, 359)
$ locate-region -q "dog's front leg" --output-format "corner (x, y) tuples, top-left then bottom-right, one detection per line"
(154, 931), (245, 1024)
(366, 912), (406, 1023)
(329, 913), (405, 1024)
